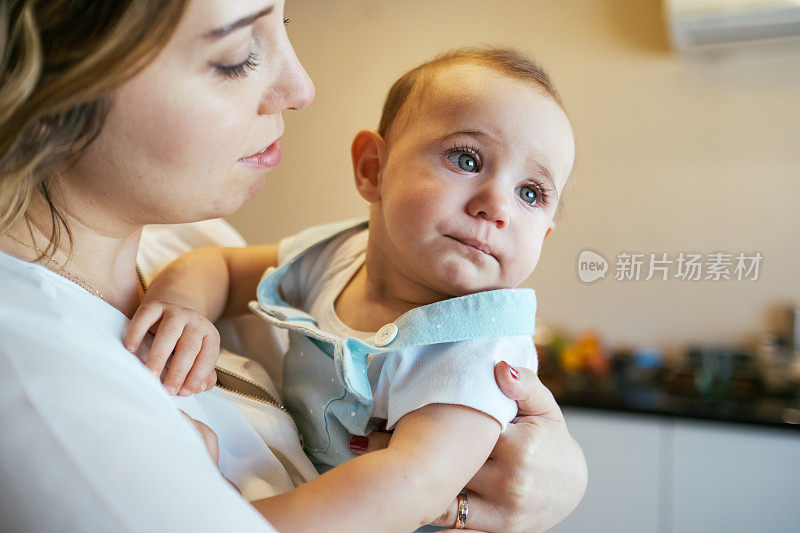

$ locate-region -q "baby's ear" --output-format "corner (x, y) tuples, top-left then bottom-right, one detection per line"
(351, 130), (386, 203)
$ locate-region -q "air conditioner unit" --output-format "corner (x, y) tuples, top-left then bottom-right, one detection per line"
(664, 0), (800, 50)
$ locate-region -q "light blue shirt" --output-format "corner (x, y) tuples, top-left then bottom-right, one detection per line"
(251, 220), (538, 469)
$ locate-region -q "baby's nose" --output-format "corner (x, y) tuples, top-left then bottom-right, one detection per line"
(466, 187), (509, 229)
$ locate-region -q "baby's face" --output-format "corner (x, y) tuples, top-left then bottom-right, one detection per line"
(371, 64), (575, 298)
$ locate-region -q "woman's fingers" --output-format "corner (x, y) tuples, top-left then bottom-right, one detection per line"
(180, 411), (219, 464)
(463, 457), (503, 495)
(348, 431), (391, 454)
(430, 491), (505, 532)
(178, 332), (220, 396)
(494, 361), (562, 421)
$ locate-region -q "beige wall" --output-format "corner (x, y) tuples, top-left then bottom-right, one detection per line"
(226, 0), (800, 350)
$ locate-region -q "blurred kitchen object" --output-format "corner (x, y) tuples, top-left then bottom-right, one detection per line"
(757, 303), (800, 394)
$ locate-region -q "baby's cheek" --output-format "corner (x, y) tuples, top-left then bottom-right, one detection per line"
(385, 190), (438, 238)
(507, 245), (543, 286)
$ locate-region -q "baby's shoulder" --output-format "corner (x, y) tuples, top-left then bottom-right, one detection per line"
(445, 334), (535, 364)
(277, 218), (367, 267)
(384, 334), (535, 371)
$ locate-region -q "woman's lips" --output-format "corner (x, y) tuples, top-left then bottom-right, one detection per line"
(238, 139), (282, 169)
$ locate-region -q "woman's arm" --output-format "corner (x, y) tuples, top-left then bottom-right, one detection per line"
(252, 404), (501, 533)
(352, 362), (588, 533)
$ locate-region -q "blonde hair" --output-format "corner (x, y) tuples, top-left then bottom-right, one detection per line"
(378, 47), (564, 139)
(0, 0), (188, 259)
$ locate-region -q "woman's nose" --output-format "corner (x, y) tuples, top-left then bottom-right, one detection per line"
(466, 185), (510, 229)
(284, 52), (315, 111)
(258, 41), (315, 115)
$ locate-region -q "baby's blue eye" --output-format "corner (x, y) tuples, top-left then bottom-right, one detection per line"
(447, 152), (480, 173)
(457, 154), (478, 172)
(518, 185), (540, 205)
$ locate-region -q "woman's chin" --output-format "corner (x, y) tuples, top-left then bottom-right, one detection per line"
(208, 176), (267, 220)
(244, 174), (266, 203)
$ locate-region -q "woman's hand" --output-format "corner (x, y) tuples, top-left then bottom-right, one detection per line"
(180, 411), (220, 464)
(125, 302), (220, 396)
(180, 411), (241, 495)
(350, 361), (587, 532)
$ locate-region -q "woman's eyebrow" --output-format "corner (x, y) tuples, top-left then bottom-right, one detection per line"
(203, 5), (274, 40)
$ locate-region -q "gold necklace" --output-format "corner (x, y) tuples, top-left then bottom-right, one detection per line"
(4, 232), (147, 302)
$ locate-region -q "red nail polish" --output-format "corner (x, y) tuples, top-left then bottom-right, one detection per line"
(506, 362), (519, 380)
(349, 435), (368, 452)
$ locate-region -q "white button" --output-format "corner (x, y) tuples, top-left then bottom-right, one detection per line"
(374, 323), (399, 346)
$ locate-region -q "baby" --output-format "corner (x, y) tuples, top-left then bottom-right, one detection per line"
(126, 48), (575, 531)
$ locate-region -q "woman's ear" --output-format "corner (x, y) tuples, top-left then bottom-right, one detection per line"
(351, 129), (386, 203)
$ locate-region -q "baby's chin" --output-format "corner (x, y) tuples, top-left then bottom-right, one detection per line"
(431, 264), (510, 297)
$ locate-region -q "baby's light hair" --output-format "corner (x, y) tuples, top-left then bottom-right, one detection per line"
(377, 47), (563, 139)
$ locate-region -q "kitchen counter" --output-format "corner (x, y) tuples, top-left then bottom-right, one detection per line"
(541, 374), (800, 431)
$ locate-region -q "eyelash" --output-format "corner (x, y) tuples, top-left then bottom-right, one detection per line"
(213, 18), (289, 80)
(213, 17), (290, 79)
(445, 143), (483, 170)
(520, 182), (552, 208)
(214, 50), (260, 79)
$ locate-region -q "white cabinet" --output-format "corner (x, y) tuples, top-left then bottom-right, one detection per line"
(670, 421), (800, 533)
(550, 408), (800, 533)
(550, 409), (667, 533)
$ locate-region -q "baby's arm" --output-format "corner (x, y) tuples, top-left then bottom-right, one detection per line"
(125, 245), (278, 395)
(134, 244), (279, 321)
(252, 403), (501, 532)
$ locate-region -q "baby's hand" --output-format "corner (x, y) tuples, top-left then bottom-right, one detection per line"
(125, 302), (220, 396)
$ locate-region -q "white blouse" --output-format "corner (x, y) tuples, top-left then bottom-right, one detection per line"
(0, 220), (308, 532)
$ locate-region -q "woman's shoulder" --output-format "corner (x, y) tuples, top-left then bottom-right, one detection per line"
(0, 288), (273, 532)
(0, 248), (126, 333)
(0, 250), (68, 324)
(0, 251), (277, 532)
(0, 249), (149, 384)
(138, 219), (247, 277)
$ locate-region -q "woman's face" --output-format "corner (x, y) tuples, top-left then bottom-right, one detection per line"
(68, 0), (314, 225)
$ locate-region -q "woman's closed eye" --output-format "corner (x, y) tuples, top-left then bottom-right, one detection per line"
(213, 50), (260, 79)
(210, 17), (290, 80)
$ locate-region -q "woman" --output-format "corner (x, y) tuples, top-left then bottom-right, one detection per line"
(0, 0), (586, 531)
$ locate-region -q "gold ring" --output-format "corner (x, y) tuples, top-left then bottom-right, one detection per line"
(454, 491), (469, 529)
